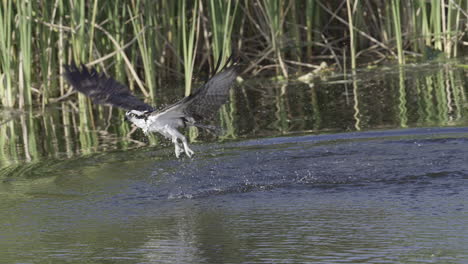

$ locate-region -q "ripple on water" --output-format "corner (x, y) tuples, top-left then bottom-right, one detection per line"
(1, 128), (467, 263)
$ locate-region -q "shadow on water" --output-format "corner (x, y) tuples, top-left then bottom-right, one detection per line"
(0, 61), (467, 263)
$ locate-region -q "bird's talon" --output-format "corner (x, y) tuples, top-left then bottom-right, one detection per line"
(186, 150), (194, 158)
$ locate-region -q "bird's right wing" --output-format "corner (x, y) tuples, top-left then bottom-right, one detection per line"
(178, 64), (240, 121)
(63, 63), (154, 112)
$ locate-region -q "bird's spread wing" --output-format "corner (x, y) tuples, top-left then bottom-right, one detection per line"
(63, 63), (154, 112)
(169, 64), (239, 122)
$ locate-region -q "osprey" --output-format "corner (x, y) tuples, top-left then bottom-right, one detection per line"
(63, 60), (239, 158)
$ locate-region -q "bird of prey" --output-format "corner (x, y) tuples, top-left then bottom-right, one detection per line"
(63, 59), (239, 158)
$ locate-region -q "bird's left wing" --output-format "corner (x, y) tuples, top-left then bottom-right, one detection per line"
(63, 63), (154, 112)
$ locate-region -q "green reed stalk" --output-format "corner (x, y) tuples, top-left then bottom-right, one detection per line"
(67, 0), (99, 153)
(384, 4), (393, 44)
(445, 0), (461, 58)
(129, 0), (156, 100)
(417, 0), (431, 52)
(38, 4), (51, 107)
(451, 0), (462, 57)
(430, 0), (443, 50)
(407, 1), (418, 52)
(419, 1), (430, 46)
(159, 0), (182, 75)
(58, 0), (66, 97)
(288, 1), (301, 64)
(181, 0), (200, 96)
(391, 0), (404, 64)
(103, 0), (120, 80)
(70, 0), (86, 62)
(186, 0), (206, 141)
(352, 0), (367, 53)
(0, 0), (14, 107)
(209, 0), (238, 67)
(39, 0), (62, 107)
(144, 2), (161, 93)
(305, 0), (317, 59)
(261, 0), (288, 77)
(18, 0), (32, 107)
(87, 0), (99, 62)
(346, 0), (356, 69)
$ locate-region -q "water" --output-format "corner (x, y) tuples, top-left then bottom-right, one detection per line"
(1, 61), (468, 263)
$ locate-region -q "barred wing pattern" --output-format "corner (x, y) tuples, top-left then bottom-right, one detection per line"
(180, 65), (239, 121)
(63, 64), (154, 112)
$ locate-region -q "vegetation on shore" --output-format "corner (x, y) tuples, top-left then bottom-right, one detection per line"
(0, 0), (467, 108)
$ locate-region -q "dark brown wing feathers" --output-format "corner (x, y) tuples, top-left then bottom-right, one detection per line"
(182, 64), (239, 121)
(63, 59), (240, 122)
(63, 63), (154, 112)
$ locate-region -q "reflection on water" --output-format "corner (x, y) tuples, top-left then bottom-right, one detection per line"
(1, 128), (467, 263)
(1, 61), (467, 165)
(0, 62), (468, 263)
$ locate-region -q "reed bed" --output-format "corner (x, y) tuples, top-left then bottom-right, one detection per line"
(0, 0), (467, 108)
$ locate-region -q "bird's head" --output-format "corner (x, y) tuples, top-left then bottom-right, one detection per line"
(125, 110), (150, 128)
